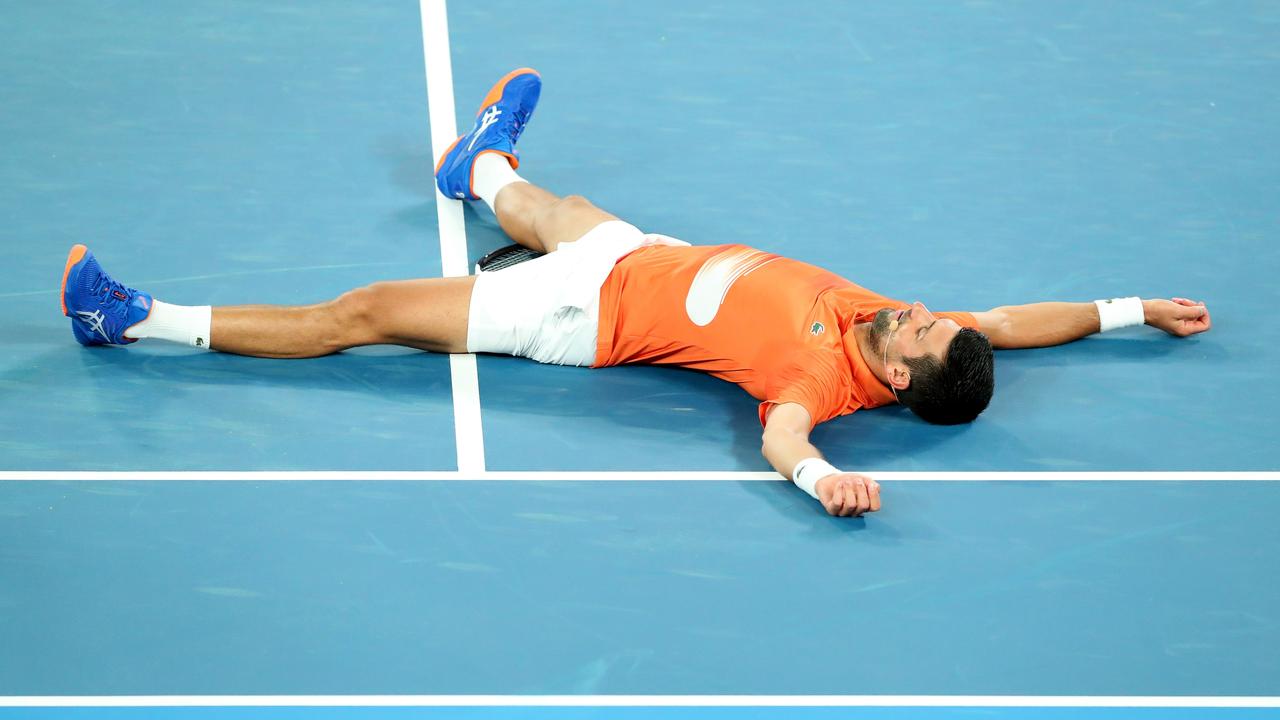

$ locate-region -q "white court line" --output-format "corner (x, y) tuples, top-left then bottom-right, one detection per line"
(419, 0), (485, 474)
(2, 695), (1278, 708)
(1, 471), (1277, 481)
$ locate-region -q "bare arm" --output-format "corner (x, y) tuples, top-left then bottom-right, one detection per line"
(761, 402), (881, 517)
(971, 297), (1212, 349)
(761, 402), (823, 480)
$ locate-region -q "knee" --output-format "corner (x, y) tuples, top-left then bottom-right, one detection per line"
(539, 194), (595, 225)
(326, 284), (386, 348)
(556, 194), (596, 214)
(532, 195), (598, 244)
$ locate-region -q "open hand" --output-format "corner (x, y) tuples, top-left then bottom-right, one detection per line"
(1144, 298), (1212, 337)
(816, 472), (882, 517)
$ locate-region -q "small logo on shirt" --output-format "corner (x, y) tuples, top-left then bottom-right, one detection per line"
(810, 322), (825, 336)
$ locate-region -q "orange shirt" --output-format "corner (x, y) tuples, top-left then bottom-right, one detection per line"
(594, 244), (977, 427)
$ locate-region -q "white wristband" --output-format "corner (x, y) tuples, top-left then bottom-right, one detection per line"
(1094, 297), (1145, 332)
(792, 457), (840, 501)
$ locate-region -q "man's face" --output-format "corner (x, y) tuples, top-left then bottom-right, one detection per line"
(871, 302), (962, 365)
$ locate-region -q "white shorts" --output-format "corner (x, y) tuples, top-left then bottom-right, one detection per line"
(466, 221), (688, 366)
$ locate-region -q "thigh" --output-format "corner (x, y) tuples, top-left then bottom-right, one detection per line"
(467, 221), (657, 366)
(368, 275), (476, 353)
(466, 251), (598, 366)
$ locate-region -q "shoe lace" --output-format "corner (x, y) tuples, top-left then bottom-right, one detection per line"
(92, 273), (136, 312)
(505, 109), (528, 143)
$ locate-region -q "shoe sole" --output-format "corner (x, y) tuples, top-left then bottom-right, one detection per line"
(434, 135), (462, 176)
(60, 244), (87, 316)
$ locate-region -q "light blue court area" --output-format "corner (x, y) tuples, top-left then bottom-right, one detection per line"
(2, 480), (1278, 696)
(3, 707), (1279, 720)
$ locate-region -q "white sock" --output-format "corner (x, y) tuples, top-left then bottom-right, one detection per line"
(123, 300), (213, 349)
(472, 151), (526, 212)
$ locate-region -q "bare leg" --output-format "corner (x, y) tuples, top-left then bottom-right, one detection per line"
(210, 276), (475, 358)
(205, 183), (617, 359)
(493, 183), (621, 254)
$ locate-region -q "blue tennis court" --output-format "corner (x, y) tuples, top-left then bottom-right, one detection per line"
(2, 1), (1277, 718)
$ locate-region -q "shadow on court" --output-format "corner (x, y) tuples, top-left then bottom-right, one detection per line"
(2, 346), (456, 470)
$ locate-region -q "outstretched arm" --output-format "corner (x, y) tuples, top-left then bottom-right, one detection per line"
(761, 402), (881, 517)
(970, 297), (1211, 349)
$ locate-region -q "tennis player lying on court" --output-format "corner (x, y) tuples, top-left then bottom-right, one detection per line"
(59, 68), (1212, 517)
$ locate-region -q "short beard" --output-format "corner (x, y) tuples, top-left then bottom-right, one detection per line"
(867, 308), (896, 354)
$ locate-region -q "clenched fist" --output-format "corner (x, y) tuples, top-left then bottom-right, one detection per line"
(816, 472), (881, 517)
(1144, 298), (1211, 337)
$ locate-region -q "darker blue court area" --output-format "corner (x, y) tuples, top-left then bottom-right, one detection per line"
(1, 0), (1278, 713)
(0, 0), (1276, 471)
(458, 0), (1280, 472)
(1, 0), (455, 470)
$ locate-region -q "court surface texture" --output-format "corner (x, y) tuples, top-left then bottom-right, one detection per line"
(1, 1), (1277, 718)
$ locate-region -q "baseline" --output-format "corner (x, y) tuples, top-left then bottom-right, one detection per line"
(2, 695), (1278, 719)
(1, 471), (1277, 481)
(5, 694), (1279, 707)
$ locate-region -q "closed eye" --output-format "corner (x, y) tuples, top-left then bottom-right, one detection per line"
(918, 321), (936, 340)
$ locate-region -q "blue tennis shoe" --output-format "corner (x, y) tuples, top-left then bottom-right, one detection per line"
(61, 244), (153, 346)
(435, 67), (541, 200)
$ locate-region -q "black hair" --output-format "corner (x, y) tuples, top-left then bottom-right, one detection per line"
(896, 328), (994, 425)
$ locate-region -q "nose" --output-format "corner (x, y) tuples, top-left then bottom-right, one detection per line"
(911, 301), (934, 322)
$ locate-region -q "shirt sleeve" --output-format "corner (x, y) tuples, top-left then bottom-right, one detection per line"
(757, 348), (851, 428)
(937, 311), (978, 329)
